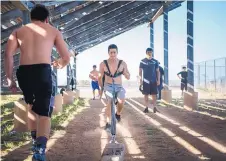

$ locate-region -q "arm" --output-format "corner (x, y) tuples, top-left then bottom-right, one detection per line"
(98, 62), (104, 90)
(139, 62), (143, 85)
(161, 67), (164, 76)
(123, 61), (130, 80)
(177, 72), (182, 79)
(139, 68), (143, 85)
(89, 72), (93, 80)
(155, 61), (160, 84)
(156, 68), (160, 85)
(5, 31), (18, 85)
(54, 30), (70, 68)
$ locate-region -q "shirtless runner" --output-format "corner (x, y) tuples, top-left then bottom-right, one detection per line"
(89, 65), (100, 99)
(98, 44), (130, 129)
(4, 5), (70, 161)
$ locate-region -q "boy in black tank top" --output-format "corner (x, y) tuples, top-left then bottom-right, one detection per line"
(177, 66), (188, 96)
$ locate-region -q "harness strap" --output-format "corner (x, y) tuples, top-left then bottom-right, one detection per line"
(103, 60), (123, 78)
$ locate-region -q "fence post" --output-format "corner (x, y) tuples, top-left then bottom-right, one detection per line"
(225, 58), (226, 82)
(214, 59), (216, 91)
(225, 58), (226, 91)
(205, 61), (207, 89)
(198, 64), (200, 88)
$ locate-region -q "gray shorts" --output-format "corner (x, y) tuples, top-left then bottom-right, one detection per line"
(104, 83), (126, 101)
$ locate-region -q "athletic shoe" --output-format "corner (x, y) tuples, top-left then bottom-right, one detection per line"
(105, 123), (111, 131)
(31, 139), (37, 152)
(115, 113), (121, 122)
(143, 107), (149, 113)
(32, 144), (46, 161)
(153, 107), (157, 113)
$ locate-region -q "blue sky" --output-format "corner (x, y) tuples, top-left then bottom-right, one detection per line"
(58, 1), (226, 85)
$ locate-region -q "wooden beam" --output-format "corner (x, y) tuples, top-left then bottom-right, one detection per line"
(9, 1), (29, 11)
(1, 23), (22, 40)
(149, 0), (172, 24)
(1, 9), (22, 24)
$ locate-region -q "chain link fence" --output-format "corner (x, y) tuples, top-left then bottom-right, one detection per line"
(195, 57), (226, 94)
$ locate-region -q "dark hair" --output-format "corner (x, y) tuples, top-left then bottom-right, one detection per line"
(146, 48), (153, 53)
(30, 4), (49, 22)
(93, 65), (97, 68)
(108, 44), (118, 52)
(182, 66), (186, 69)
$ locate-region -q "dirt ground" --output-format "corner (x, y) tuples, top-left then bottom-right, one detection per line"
(2, 92), (226, 161)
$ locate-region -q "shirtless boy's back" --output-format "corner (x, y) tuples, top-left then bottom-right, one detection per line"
(5, 5), (70, 161)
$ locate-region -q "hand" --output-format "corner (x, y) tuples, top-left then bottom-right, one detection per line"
(140, 79), (143, 86)
(99, 87), (103, 98)
(52, 59), (63, 69)
(124, 72), (130, 79)
(157, 80), (160, 86)
(7, 78), (17, 93)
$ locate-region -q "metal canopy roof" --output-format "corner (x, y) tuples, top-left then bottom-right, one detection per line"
(1, 0), (183, 87)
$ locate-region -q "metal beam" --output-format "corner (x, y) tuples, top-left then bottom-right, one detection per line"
(68, 1), (156, 42)
(150, 23), (154, 55)
(75, 19), (147, 52)
(35, 1), (67, 7)
(62, 1), (132, 36)
(163, 5), (169, 88)
(66, 65), (70, 89)
(149, 1), (174, 24)
(74, 57), (77, 90)
(187, 0), (194, 92)
(53, 1), (112, 28)
(9, 1), (29, 11)
(1, 23), (22, 40)
(50, 1), (87, 17)
(64, 1), (159, 39)
(70, 9), (154, 47)
(1, 9), (22, 24)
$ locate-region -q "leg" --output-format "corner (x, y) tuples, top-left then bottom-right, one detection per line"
(92, 90), (95, 99)
(27, 104), (37, 131)
(31, 65), (53, 161)
(150, 82), (158, 113)
(106, 99), (111, 123)
(181, 82), (185, 96)
(16, 69), (37, 150)
(91, 81), (95, 99)
(151, 95), (158, 113)
(104, 85), (113, 129)
(115, 86), (126, 122)
(27, 104), (38, 148)
(98, 90), (101, 99)
(158, 85), (162, 100)
(185, 83), (188, 91)
(144, 94), (149, 107)
(143, 95), (149, 113)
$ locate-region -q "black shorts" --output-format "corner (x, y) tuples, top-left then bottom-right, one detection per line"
(142, 81), (158, 95)
(16, 64), (54, 117)
(181, 82), (187, 91)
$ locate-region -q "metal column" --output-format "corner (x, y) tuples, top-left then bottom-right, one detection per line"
(225, 58), (226, 86)
(67, 65), (70, 89)
(198, 64), (200, 87)
(53, 68), (58, 93)
(163, 5), (169, 89)
(74, 57), (77, 90)
(214, 59), (216, 90)
(187, 1), (194, 92)
(150, 23), (154, 56)
(205, 62), (207, 89)
(22, 10), (30, 24)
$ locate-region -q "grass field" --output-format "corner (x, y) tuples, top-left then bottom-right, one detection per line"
(1, 95), (85, 154)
